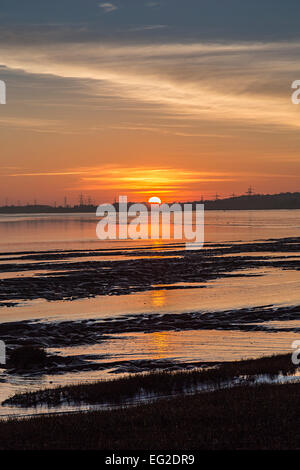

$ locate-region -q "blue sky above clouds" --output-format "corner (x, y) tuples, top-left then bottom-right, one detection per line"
(1, 0), (300, 42)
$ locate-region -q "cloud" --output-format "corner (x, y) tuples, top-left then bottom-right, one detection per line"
(0, 39), (300, 133)
(6, 165), (237, 194)
(128, 25), (167, 32)
(5, 163), (299, 201)
(99, 3), (118, 13)
(146, 2), (160, 7)
(0, 116), (60, 131)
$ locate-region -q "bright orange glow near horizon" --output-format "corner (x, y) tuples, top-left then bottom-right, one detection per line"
(2, 159), (300, 205)
(3, 159), (298, 206)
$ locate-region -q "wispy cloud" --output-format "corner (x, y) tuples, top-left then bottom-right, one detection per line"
(0, 116), (60, 131)
(5, 164), (275, 198)
(129, 25), (167, 32)
(0, 40), (299, 133)
(4, 163), (299, 202)
(99, 3), (118, 13)
(146, 2), (160, 7)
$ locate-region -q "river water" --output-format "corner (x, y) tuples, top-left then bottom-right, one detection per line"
(0, 209), (299, 417)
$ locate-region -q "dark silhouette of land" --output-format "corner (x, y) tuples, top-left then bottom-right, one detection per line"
(1, 192), (300, 213)
(197, 192), (300, 210)
(1, 354), (300, 450)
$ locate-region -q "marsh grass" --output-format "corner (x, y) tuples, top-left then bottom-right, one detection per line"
(3, 353), (296, 407)
(1, 381), (300, 449)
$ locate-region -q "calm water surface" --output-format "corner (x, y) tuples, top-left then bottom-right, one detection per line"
(0, 209), (299, 252)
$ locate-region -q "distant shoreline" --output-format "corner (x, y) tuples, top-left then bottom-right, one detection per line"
(1, 192), (300, 213)
(1, 208), (300, 214)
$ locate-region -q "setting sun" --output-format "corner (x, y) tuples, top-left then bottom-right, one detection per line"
(148, 196), (161, 204)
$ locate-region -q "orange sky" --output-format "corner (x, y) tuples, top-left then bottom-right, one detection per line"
(1, 5), (300, 204)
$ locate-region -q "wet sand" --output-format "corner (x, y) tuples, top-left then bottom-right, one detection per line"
(0, 237), (300, 305)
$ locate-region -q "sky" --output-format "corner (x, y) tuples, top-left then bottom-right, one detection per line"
(0, 0), (300, 204)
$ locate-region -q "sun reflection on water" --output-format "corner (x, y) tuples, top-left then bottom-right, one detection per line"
(150, 331), (171, 359)
(151, 289), (166, 308)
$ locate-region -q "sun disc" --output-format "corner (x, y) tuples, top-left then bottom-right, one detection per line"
(148, 196), (161, 204)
